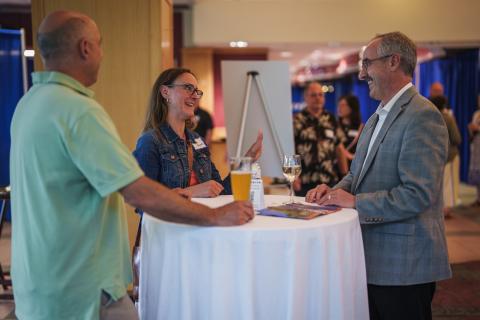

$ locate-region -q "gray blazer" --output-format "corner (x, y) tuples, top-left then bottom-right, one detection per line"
(336, 86), (452, 285)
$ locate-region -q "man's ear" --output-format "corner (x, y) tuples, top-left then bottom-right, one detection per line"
(78, 38), (89, 60)
(389, 54), (401, 71)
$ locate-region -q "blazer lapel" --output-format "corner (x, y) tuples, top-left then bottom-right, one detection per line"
(351, 114), (378, 192)
(353, 87), (417, 193)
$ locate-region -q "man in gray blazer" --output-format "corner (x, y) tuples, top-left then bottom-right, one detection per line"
(306, 32), (451, 320)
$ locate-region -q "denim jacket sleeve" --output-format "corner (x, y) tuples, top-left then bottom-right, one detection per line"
(133, 131), (160, 181)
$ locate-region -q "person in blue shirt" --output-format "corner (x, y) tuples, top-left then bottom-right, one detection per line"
(134, 68), (262, 198)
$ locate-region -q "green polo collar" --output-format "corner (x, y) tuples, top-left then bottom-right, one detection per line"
(32, 71), (95, 98)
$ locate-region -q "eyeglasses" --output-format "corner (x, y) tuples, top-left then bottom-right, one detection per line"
(360, 54), (393, 70)
(167, 83), (204, 97)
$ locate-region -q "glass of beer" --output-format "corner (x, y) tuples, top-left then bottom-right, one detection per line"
(230, 157), (252, 201)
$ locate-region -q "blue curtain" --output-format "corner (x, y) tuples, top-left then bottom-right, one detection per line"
(1, 29), (26, 220)
(418, 49), (480, 181)
(1, 29), (24, 186)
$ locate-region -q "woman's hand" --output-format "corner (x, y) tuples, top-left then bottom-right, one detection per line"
(244, 130), (263, 162)
(172, 188), (192, 199)
(184, 180), (224, 198)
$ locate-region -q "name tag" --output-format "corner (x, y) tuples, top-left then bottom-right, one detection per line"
(325, 129), (334, 139)
(192, 137), (207, 150)
(348, 129), (359, 138)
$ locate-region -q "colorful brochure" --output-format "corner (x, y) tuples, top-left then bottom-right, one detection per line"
(258, 203), (341, 220)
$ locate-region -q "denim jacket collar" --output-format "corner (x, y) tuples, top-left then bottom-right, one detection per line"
(159, 122), (196, 144)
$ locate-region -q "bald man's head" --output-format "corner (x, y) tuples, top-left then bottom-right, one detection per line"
(36, 10), (103, 86)
(429, 82), (444, 98)
(37, 11), (89, 62)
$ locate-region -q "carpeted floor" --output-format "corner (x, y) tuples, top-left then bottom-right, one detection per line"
(433, 201), (480, 320)
(452, 202), (480, 225)
(433, 261), (480, 320)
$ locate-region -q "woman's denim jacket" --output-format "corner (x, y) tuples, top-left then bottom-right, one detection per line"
(133, 123), (231, 194)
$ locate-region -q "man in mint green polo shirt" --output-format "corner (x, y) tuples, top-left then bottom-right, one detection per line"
(10, 10), (255, 320)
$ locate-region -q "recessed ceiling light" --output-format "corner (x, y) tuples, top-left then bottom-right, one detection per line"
(230, 41), (248, 48)
(280, 51), (292, 58)
(236, 41), (248, 48)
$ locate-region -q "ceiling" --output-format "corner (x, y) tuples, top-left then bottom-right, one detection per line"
(186, 0), (480, 83)
(2, 0), (476, 83)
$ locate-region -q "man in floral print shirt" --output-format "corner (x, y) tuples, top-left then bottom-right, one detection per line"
(293, 81), (347, 196)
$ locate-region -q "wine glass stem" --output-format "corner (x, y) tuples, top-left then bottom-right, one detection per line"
(290, 182), (294, 203)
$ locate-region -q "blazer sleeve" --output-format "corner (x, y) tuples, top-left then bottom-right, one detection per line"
(334, 171), (354, 191)
(355, 106), (448, 223)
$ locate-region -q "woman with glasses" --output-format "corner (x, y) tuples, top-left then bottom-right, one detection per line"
(134, 68), (262, 198)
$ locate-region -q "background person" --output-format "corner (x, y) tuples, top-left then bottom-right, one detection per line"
(468, 99), (480, 207)
(428, 81), (461, 206)
(193, 105), (214, 145)
(10, 11), (254, 320)
(306, 32), (451, 320)
(429, 95), (461, 217)
(293, 81), (347, 196)
(337, 94), (363, 168)
(429, 81), (445, 98)
(133, 68), (262, 199)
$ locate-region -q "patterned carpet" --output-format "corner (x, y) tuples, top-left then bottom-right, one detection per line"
(433, 261), (480, 320)
(433, 202), (480, 320)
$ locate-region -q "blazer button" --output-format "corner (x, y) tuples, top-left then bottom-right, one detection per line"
(200, 169), (204, 174)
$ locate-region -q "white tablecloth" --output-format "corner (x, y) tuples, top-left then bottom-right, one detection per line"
(139, 195), (369, 320)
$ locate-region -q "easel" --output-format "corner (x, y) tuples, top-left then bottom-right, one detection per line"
(235, 71), (284, 160)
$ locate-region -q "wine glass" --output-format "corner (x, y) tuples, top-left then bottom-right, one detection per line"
(282, 154), (302, 204)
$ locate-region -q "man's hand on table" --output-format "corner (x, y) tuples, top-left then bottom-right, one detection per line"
(212, 201), (255, 226)
(305, 184), (356, 208)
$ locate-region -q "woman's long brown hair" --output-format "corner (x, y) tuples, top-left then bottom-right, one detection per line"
(143, 68), (196, 135)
